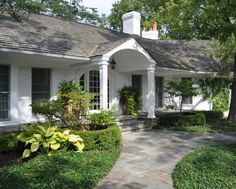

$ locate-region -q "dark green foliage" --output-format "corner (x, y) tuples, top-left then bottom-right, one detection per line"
(159, 113), (206, 127)
(71, 124), (122, 151)
(198, 78), (231, 99)
(0, 148), (120, 189)
(172, 143), (236, 189)
(197, 110), (224, 122)
(0, 133), (18, 153)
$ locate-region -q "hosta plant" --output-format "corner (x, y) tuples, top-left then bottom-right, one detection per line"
(17, 124), (84, 158)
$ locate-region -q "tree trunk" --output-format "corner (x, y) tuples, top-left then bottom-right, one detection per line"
(227, 52), (236, 122)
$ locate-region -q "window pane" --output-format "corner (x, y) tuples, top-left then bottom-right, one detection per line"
(89, 70), (100, 110)
(32, 68), (51, 102)
(0, 65), (10, 120)
(79, 74), (85, 89)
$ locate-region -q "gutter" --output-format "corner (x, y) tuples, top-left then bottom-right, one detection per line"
(0, 48), (90, 61)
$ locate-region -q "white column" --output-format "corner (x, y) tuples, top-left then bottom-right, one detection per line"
(147, 66), (156, 118)
(99, 60), (109, 109)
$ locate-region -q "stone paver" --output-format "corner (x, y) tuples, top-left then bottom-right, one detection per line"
(96, 130), (236, 189)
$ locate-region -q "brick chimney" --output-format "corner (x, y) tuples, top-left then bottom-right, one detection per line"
(142, 22), (159, 40)
(122, 11), (141, 35)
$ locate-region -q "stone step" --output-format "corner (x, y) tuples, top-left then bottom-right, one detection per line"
(118, 115), (138, 122)
(119, 122), (153, 132)
(116, 119), (141, 126)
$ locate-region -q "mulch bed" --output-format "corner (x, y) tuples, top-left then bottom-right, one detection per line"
(0, 151), (22, 168)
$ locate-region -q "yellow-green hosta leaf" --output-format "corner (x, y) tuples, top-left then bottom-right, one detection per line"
(37, 125), (46, 135)
(43, 142), (49, 148)
(25, 137), (38, 146)
(22, 149), (31, 158)
(46, 138), (57, 144)
(31, 142), (40, 152)
(17, 133), (25, 141)
(56, 132), (64, 138)
(68, 134), (83, 143)
(63, 130), (70, 135)
(50, 143), (61, 150)
(74, 141), (85, 151)
(33, 134), (43, 142)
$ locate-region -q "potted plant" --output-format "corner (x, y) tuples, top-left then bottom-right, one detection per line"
(118, 86), (141, 115)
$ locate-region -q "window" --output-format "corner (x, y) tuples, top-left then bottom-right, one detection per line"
(0, 65), (10, 120)
(89, 70), (100, 110)
(79, 74), (85, 89)
(32, 68), (51, 102)
(182, 78), (193, 104)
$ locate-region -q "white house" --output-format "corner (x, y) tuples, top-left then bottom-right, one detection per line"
(0, 11), (221, 127)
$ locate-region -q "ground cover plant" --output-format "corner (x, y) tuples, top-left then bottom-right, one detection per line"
(0, 148), (120, 189)
(172, 143), (236, 189)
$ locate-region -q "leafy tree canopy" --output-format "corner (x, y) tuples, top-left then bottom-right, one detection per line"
(0, 0), (106, 25)
(159, 0), (236, 40)
(159, 0), (236, 121)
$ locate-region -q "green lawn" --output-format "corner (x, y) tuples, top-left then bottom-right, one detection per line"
(172, 143), (236, 189)
(0, 149), (120, 189)
(158, 118), (236, 133)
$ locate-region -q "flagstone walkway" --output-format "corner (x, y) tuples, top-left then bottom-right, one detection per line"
(96, 130), (236, 189)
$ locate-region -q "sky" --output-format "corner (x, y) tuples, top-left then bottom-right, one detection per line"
(83, 0), (118, 16)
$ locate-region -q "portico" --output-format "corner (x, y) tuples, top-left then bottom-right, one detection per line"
(91, 38), (156, 118)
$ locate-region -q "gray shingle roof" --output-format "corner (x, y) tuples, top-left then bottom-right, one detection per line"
(0, 14), (220, 72)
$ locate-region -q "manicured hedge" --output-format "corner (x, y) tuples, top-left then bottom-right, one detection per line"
(71, 124), (122, 151)
(197, 110), (224, 121)
(0, 124), (122, 153)
(159, 113), (206, 127)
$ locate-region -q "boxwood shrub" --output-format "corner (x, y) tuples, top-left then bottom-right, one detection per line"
(197, 110), (223, 122)
(159, 113), (206, 127)
(71, 124), (122, 151)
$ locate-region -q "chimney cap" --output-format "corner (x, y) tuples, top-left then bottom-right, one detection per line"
(122, 11), (141, 21)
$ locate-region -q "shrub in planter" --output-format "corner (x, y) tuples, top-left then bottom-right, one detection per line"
(88, 110), (117, 130)
(159, 113), (206, 127)
(17, 124), (84, 158)
(118, 86), (141, 115)
(71, 124), (121, 151)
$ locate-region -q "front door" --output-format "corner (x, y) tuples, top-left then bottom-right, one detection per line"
(132, 75), (142, 97)
(155, 77), (163, 108)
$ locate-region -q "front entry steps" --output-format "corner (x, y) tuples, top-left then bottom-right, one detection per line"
(117, 115), (153, 132)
